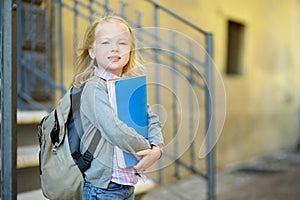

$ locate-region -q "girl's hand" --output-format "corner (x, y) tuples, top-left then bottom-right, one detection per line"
(133, 146), (161, 171)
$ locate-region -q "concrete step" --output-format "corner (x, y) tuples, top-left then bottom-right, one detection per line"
(17, 145), (39, 169)
(17, 166), (41, 194)
(18, 189), (46, 200)
(16, 110), (47, 194)
(17, 110), (48, 125)
(17, 110), (47, 147)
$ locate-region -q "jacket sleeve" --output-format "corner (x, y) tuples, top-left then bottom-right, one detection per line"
(80, 79), (150, 154)
(147, 106), (164, 149)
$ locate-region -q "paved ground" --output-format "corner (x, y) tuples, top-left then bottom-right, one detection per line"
(140, 148), (300, 200)
(18, 148), (300, 200)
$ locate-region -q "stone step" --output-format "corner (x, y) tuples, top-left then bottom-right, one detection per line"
(18, 189), (46, 200)
(17, 110), (48, 125)
(17, 144), (41, 193)
(17, 145), (39, 169)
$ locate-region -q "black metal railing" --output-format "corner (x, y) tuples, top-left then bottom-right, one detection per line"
(16, 0), (214, 199)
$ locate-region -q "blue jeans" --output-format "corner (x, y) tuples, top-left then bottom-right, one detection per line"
(83, 181), (135, 200)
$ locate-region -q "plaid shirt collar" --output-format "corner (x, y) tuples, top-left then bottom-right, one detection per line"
(94, 66), (121, 81)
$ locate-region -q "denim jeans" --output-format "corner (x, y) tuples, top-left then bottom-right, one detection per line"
(83, 181), (135, 200)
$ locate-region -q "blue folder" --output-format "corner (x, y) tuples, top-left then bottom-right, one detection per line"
(113, 76), (148, 167)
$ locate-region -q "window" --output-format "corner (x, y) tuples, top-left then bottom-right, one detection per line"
(226, 20), (245, 75)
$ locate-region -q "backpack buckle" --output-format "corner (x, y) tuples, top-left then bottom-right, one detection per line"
(82, 151), (93, 162)
(52, 142), (58, 154)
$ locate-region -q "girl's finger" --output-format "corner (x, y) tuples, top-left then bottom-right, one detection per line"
(136, 149), (152, 156)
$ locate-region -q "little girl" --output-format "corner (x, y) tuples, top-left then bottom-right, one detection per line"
(72, 15), (163, 200)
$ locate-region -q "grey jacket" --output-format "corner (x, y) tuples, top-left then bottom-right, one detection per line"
(80, 76), (163, 189)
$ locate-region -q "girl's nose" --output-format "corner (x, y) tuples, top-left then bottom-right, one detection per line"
(111, 43), (119, 52)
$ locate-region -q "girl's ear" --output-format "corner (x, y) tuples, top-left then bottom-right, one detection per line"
(88, 48), (95, 59)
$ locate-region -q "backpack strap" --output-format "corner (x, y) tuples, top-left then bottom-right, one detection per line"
(50, 89), (72, 148)
(69, 78), (106, 173)
(75, 128), (105, 174)
(84, 128), (105, 157)
(50, 110), (60, 153)
(70, 80), (105, 174)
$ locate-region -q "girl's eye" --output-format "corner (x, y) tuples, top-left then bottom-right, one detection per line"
(119, 42), (128, 45)
(101, 41), (109, 44)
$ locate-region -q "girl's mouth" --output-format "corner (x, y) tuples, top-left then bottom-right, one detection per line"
(108, 56), (121, 62)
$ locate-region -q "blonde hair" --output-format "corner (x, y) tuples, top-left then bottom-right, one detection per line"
(72, 15), (143, 87)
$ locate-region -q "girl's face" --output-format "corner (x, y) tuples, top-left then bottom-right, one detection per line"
(89, 22), (131, 76)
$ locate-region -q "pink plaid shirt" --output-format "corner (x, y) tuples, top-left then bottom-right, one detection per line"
(94, 67), (145, 186)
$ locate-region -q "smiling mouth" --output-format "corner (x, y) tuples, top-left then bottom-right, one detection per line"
(108, 56), (121, 62)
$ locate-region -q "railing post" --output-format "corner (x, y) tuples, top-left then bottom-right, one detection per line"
(120, 1), (127, 18)
(205, 33), (215, 200)
(104, 0), (109, 13)
(16, 0), (22, 96)
(88, 0), (93, 21)
(188, 41), (196, 170)
(57, 0), (64, 96)
(73, 0), (78, 63)
(136, 11), (142, 28)
(44, 0), (51, 96)
(1, 0), (18, 199)
(153, 4), (163, 184)
(170, 31), (180, 179)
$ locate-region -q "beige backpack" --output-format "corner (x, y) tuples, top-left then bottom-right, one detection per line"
(38, 85), (104, 200)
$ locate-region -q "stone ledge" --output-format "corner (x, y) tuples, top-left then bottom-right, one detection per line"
(17, 110), (48, 124)
(17, 145), (40, 169)
(18, 189), (46, 200)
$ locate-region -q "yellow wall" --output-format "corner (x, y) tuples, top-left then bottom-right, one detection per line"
(60, 0), (300, 170)
(144, 0), (300, 169)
